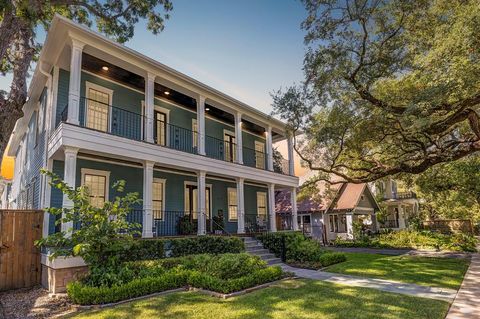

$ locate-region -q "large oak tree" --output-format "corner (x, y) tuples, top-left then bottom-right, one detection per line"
(273, 0), (480, 185)
(0, 0), (173, 159)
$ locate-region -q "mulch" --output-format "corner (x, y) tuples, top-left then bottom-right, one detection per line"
(0, 286), (76, 319)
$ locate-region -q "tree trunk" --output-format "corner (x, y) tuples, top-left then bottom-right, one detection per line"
(0, 19), (35, 159)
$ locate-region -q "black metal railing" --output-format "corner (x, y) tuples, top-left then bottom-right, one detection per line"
(243, 146), (266, 170)
(58, 99), (291, 175)
(396, 191), (417, 199)
(274, 158), (290, 175)
(154, 119), (198, 154)
(205, 136), (236, 162)
(245, 214), (269, 233)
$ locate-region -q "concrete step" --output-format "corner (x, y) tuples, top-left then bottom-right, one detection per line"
(264, 257), (283, 265)
(245, 244), (265, 251)
(250, 252), (275, 259)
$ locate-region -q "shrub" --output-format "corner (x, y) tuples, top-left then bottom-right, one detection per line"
(68, 254), (285, 305)
(67, 268), (191, 305)
(258, 232), (346, 267)
(169, 236), (245, 257)
(117, 236), (245, 263)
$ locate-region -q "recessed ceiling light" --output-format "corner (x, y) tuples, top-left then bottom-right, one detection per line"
(164, 91), (170, 95)
(102, 66), (109, 71)
(205, 107), (210, 111)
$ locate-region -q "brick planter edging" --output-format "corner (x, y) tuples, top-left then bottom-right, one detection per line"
(75, 277), (297, 309)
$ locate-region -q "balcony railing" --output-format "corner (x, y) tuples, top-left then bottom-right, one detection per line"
(384, 191), (417, 200)
(58, 99), (291, 175)
(128, 210), (231, 237)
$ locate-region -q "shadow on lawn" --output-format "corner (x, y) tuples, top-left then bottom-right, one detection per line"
(71, 279), (449, 319)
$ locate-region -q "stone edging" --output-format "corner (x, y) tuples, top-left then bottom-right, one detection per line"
(75, 277), (296, 310)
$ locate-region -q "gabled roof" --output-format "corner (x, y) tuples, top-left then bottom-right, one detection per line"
(276, 182), (379, 214)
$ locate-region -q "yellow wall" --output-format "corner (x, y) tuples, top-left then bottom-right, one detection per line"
(0, 145), (14, 180)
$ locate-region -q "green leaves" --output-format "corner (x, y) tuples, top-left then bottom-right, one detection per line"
(274, 0), (480, 183)
(36, 170), (142, 286)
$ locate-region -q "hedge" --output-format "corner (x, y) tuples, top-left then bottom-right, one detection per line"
(119, 236), (245, 262)
(257, 232), (346, 267)
(68, 267), (284, 305)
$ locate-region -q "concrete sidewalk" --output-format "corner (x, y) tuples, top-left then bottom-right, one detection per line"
(281, 264), (457, 302)
(446, 241), (480, 318)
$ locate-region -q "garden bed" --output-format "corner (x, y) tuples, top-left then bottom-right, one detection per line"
(333, 230), (478, 252)
(257, 232), (347, 269)
(67, 253), (287, 305)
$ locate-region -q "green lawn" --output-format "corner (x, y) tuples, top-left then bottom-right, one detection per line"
(324, 253), (469, 290)
(68, 279), (449, 319)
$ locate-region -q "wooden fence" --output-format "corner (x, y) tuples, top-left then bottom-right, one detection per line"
(0, 210), (43, 291)
(423, 219), (474, 235)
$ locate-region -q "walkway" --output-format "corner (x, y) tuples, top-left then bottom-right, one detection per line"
(446, 240), (480, 319)
(324, 246), (471, 259)
(281, 264), (457, 302)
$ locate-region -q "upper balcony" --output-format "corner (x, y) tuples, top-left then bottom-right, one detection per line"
(383, 191), (417, 201)
(57, 96), (291, 175)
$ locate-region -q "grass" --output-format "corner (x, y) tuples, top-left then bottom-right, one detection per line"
(324, 252), (469, 290)
(67, 279), (449, 319)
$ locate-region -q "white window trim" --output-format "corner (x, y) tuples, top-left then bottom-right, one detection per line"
(254, 140), (265, 169)
(81, 168), (111, 203)
(85, 81), (114, 132)
(256, 191), (267, 218)
(227, 187), (238, 222)
(223, 129), (236, 162)
(192, 119), (198, 149)
(184, 181), (213, 219)
(152, 177), (166, 214)
(141, 101), (170, 146)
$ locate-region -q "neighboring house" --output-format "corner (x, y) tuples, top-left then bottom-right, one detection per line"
(276, 182), (380, 243)
(3, 16), (300, 248)
(375, 179), (420, 229)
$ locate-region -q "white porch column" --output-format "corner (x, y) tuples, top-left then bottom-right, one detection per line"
(42, 158), (54, 238)
(268, 183), (277, 232)
(291, 187), (299, 231)
(235, 112), (243, 164)
(197, 171), (207, 235)
(142, 160), (154, 238)
(62, 147), (79, 236)
(346, 213), (354, 239)
(266, 126), (273, 171)
(287, 135), (295, 176)
(236, 178), (245, 234)
(67, 39), (85, 125)
(197, 96), (206, 155)
(144, 73), (155, 143)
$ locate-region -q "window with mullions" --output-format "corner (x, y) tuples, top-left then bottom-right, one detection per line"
(84, 174), (107, 208)
(228, 188), (237, 221)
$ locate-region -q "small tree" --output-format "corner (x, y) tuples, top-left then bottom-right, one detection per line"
(36, 170), (141, 286)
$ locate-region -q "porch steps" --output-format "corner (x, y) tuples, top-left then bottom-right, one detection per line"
(243, 237), (283, 265)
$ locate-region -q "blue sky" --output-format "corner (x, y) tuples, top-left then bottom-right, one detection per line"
(0, 0), (307, 115)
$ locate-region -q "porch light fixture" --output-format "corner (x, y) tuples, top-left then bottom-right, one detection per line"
(164, 91), (170, 95)
(102, 66), (109, 71)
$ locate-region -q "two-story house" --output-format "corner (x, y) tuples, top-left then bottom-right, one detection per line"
(376, 179), (420, 229)
(3, 15), (299, 244)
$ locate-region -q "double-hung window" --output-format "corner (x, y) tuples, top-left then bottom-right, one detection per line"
(255, 141), (265, 169)
(152, 179), (165, 220)
(85, 83), (112, 132)
(228, 188), (237, 221)
(82, 169), (110, 208)
(256, 192), (267, 220)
